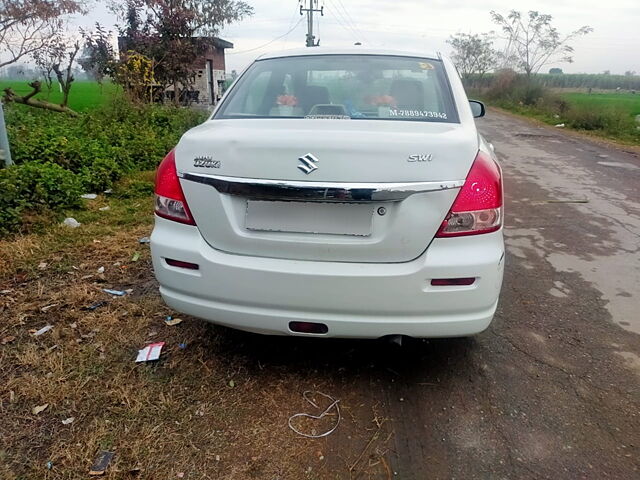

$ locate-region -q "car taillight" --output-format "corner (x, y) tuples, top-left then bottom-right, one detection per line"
(154, 149), (196, 225)
(436, 151), (502, 237)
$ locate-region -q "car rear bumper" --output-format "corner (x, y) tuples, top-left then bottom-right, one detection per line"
(151, 216), (505, 338)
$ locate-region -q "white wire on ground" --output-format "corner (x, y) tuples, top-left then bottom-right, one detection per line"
(288, 390), (341, 438)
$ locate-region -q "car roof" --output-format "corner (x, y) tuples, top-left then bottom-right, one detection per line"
(257, 47), (443, 61)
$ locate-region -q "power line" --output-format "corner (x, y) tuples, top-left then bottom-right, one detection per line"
(334, 0), (360, 33)
(326, 0), (361, 42)
(283, 1), (304, 48)
(334, 0), (370, 44)
(227, 17), (304, 55)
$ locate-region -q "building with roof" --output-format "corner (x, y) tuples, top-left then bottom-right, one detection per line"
(117, 36), (233, 106)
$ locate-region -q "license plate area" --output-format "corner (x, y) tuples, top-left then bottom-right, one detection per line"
(245, 200), (373, 236)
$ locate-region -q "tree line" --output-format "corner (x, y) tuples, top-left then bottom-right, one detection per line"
(466, 73), (640, 91)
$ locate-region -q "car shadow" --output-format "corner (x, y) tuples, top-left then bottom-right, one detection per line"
(198, 322), (480, 382)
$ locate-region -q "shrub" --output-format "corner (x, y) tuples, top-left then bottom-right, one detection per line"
(484, 71), (546, 106)
(517, 84), (546, 106)
(0, 163), (83, 235)
(536, 94), (570, 116)
(113, 176), (155, 199)
(80, 157), (123, 192)
(566, 105), (636, 134)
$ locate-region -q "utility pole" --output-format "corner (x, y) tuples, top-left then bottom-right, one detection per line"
(0, 102), (13, 167)
(300, 0), (323, 47)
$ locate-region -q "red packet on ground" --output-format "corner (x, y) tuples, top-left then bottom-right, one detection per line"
(135, 342), (165, 362)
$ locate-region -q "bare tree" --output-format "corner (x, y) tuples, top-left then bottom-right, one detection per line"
(52, 39), (81, 108)
(0, 0), (85, 69)
(447, 33), (497, 80)
(490, 10), (592, 78)
(32, 45), (56, 93)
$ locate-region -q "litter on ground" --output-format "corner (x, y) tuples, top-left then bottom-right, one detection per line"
(103, 289), (127, 296)
(164, 316), (183, 326)
(89, 451), (114, 476)
(135, 342), (165, 362)
(33, 325), (53, 336)
(62, 218), (81, 228)
(138, 236), (151, 244)
(81, 193), (98, 200)
(32, 404), (49, 415)
(288, 391), (341, 439)
(62, 417), (75, 425)
(82, 301), (108, 311)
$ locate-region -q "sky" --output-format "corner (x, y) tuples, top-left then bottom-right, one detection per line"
(75, 0), (639, 75)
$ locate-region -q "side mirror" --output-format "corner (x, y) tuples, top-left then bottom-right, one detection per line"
(469, 100), (486, 118)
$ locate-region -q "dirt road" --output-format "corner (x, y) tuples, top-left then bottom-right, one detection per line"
(191, 111), (640, 479)
(2, 111), (639, 479)
(353, 111), (640, 479)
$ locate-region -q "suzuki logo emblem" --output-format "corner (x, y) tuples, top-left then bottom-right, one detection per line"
(297, 153), (319, 174)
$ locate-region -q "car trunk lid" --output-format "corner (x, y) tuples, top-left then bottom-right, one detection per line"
(176, 119), (478, 263)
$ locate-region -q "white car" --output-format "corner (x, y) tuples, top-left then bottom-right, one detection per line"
(151, 48), (504, 338)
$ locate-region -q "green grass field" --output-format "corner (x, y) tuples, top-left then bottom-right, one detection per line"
(560, 92), (640, 117)
(0, 80), (120, 111)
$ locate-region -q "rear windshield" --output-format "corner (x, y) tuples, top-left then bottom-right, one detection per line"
(215, 55), (458, 123)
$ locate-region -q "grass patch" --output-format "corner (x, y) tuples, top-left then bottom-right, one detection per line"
(0, 173), (155, 279)
(0, 80), (120, 112)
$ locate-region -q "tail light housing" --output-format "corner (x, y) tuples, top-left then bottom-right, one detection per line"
(154, 150), (196, 225)
(436, 151), (502, 237)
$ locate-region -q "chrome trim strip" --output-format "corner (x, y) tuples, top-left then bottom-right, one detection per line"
(178, 171), (464, 202)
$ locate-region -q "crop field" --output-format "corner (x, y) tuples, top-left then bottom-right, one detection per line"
(561, 92), (640, 117)
(0, 80), (119, 111)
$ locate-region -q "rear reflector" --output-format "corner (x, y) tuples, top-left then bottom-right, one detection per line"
(289, 321), (329, 334)
(431, 277), (476, 286)
(165, 258), (200, 270)
(436, 151), (503, 237)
